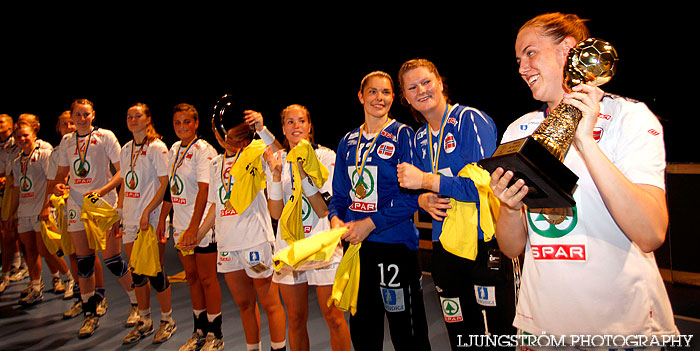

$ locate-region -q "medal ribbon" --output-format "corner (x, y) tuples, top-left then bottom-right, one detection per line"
(130, 140), (145, 172)
(428, 105), (450, 174)
(75, 128), (94, 174)
(20, 145), (37, 189)
(221, 149), (241, 200)
(354, 118), (392, 191)
(170, 137), (198, 187)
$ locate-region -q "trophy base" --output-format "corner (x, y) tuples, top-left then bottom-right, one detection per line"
(478, 137), (578, 209)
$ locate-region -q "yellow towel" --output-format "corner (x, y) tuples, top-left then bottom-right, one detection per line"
(80, 193), (121, 251)
(279, 139), (329, 244)
(273, 227), (346, 272)
(439, 163), (500, 261)
(327, 242), (361, 315)
(174, 233), (195, 256)
(50, 193), (74, 256)
(129, 225), (162, 277)
(226, 139), (267, 214)
(40, 218), (62, 255)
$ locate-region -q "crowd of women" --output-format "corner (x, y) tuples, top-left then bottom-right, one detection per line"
(0, 12), (679, 351)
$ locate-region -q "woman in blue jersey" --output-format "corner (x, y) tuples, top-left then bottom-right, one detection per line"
(328, 71), (430, 350)
(396, 58), (516, 350)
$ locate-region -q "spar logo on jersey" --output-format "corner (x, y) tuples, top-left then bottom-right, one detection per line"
(19, 177), (32, 193)
(68, 209), (78, 224)
(440, 297), (463, 322)
(376, 141), (395, 159)
(171, 175), (184, 196)
(349, 165), (377, 212)
(444, 133), (456, 154)
(125, 170), (139, 190)
(219, 251), (231, 262)
(527, 207), (586, 261)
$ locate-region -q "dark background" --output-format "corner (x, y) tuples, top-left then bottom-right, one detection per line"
(0, 6), (693, 163)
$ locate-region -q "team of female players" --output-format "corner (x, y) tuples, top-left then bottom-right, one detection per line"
(0, 57), (507, 351)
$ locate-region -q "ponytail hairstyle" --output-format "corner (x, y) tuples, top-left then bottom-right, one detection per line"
(129, 102), (162, 144)
(398, 58), (451, 124)
(519, 12), (590, 44)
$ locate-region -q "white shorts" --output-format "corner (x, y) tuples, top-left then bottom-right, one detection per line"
(121, 208), (162, 244)
(17, 215), (40, 233)
(217, 241), (274, 278)
(273, 259), (340, 286)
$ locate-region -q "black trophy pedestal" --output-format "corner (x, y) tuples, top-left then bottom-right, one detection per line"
(478, 137), (578, 209)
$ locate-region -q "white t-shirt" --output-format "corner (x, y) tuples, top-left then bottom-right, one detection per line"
(12, 146), (52, 217)
(167, 138), (216, 231)
(208, 152), (274, 252)
(502, 95), (678, 337)
(57, 129), (121, 207)
(273, 145), (335, 252)
(119, 139), (169, 227)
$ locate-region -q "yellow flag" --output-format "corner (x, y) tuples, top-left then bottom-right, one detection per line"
(439, 163), (500, 260)
(80, 193), (121, 251)
(273, 227), (346, 272)
(327, 242), (361, 315)
(226, 139), (267, 214)
(129, 225), (162, 276)
(279, 139), (329, 244)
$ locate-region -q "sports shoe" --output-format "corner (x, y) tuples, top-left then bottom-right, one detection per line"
(201, 333), (225, 351)
(122, 319), (154, 344)
(19, 288), (43, 305)
(96, 296), (107, 316)
(20, 280), (44, 298)
(125, 304), (139, 327)
(0, 277), (9, 294)
(64, 299), (83, 319)
(9, 266), (28, 282)
(52, 277), (66, 294)
(78, 314), (100, 339)
(63, 279), (75, 300)
(178, 332), (206, 351)
(152, 319), (177, 344)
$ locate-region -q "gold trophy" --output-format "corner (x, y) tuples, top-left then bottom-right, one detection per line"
(479, 38), (618, 208)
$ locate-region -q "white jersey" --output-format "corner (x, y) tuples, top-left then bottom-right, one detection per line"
(273, 145), (336, 252)
(167, 138), (216, 231)
(208, 153), (274, 252)
(12, 146), (52, 217)
(120, 139), (169, 227)
(503, 95), (678, 337)
(57, 128), (120, 206)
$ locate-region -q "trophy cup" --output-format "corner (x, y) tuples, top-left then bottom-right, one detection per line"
(479, 38), (618, 209)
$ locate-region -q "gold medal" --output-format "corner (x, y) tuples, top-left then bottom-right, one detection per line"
(542, 208), (568, 225)
(355, 183), (367, 199)
(224, 199), (234, 211)
(76, 166), (88, 178)
(171, 183), (179, 194)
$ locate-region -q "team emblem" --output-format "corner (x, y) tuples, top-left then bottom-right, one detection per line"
(444, 133), (456, 154)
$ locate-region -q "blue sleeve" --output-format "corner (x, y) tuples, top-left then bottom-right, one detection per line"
(438, 108), (498, 202)
(369, 126), (419, 232)
(328, 135), (350, 222)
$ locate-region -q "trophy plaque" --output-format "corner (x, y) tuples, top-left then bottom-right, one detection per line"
(479, 38), (618, 209)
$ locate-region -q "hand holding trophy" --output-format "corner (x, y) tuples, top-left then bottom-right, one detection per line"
(479, 38), (618, 208)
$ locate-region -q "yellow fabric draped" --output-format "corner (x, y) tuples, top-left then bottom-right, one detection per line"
(226, 139), (267, 214)
(40, 193), (70, 255)
(273, 227), (346, 272)
(439, 163), (500, 260)
(80, 193), (121, 251)
(327, 242), (361, 316)
(40, 218), (62, 255)
(279, 139), (329, 244)
(129, 225), (162, 277)
(174, 233), (194, 256)
(50, 193), (74, 256)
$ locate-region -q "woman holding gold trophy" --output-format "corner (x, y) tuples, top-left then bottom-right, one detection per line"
(489, 12), (678, 343)
(193, 99), (287, 351)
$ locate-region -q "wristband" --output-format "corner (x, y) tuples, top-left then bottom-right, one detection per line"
(301, 177), (319, 196)
(268, 181), (283, 201)
(257, 126), (276, 146)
